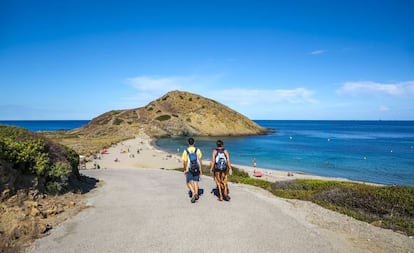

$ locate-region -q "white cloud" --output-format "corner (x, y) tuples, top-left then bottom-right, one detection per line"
(123, 75), (318, 113)
(337, 81), (414, 96)
(127, 76), (187, 93)
(310, 50), (326, 55)
(124, 75), (199, 105)
(211, 88), (318, 105)
(379, 105), (390, 112)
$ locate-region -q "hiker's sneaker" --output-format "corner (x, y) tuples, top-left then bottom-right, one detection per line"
(224, 195), (230, 201)
(191, 196), (196, 203)
(195, 194), (199, 200)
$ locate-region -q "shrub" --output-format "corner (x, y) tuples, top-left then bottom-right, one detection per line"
(155, 115), (171, 121)
(101, 119), (111, 125)
(0, 125), (80, 194)
(113, 118), (123, 125)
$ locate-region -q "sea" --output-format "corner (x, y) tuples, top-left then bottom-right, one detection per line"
(1, 120), (413, 186)
(0, 120), (90, 131)
(156, 120), (414, 186)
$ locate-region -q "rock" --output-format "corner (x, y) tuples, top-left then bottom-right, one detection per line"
(45, 207), (58, 216)
(25, 200), (39, 208)
(370, 220), (382, 226)
(1, 189), (10, 200)
(37, 223), (52, 234)
(37, 223), (47, 234)
(30, 207), (41, 217)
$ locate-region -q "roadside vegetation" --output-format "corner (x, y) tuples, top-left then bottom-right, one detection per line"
(0, 125), (82, 194)
(0, 125), (98, 252)
(175, 165), (414, 236)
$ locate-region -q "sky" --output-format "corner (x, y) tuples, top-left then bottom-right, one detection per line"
(1, 0), (413, 120)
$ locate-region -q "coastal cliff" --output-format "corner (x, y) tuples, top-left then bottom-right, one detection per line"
(75, 90), (267, 138)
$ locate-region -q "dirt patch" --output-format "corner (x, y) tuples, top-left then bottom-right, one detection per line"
(0, 189), (89, 253)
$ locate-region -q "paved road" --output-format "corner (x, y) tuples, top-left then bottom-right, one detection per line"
(28, 168), (352, 253)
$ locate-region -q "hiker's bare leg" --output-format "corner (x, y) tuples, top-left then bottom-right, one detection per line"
(222, 174), (228, 197)
(194, 181), (199, 197)
(214, 171), (223, 200)
(187, 181), (195, 196)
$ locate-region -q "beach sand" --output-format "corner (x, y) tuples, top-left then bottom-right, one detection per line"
(85, 130), (347, 183)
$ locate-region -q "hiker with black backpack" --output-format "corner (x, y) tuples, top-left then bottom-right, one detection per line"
(182, 137), (203, 203)
(210, 140), (232, 201)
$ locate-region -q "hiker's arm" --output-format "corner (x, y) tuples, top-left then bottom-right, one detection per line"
(210, 150), (216, 172)
(183, 160), (188, 173)
(225, 150), (232, 175)
(182, 151), (188, 173)
(198, 150), (203, 176)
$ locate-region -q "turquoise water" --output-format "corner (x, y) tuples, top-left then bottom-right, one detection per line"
(2, 120), (413, 185)
(156, 121), (414, 186)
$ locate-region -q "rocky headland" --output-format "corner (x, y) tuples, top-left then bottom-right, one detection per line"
(76, 90), (267, 138)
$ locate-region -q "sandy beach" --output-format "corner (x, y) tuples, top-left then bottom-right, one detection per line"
(85, 130), (348, 183)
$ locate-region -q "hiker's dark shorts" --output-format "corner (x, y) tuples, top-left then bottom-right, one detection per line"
(186, 172), (200, 183)
(214, 168), (227, 173)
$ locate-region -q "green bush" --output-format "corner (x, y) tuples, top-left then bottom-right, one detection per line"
(0, 125), (80, 194)
(155, 115), (171, 121)
(113, 118), (123, 125)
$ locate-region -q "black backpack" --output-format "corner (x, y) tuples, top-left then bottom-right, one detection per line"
(186, 148), (200, 175)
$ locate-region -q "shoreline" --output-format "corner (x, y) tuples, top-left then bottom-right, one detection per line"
(85, 131), (367, 184)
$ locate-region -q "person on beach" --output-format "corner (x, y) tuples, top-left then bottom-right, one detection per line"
(210, 140), (232, 201)
(182, 137), (203, 203)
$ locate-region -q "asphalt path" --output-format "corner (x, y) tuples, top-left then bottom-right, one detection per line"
(28, 168), (352, 253)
